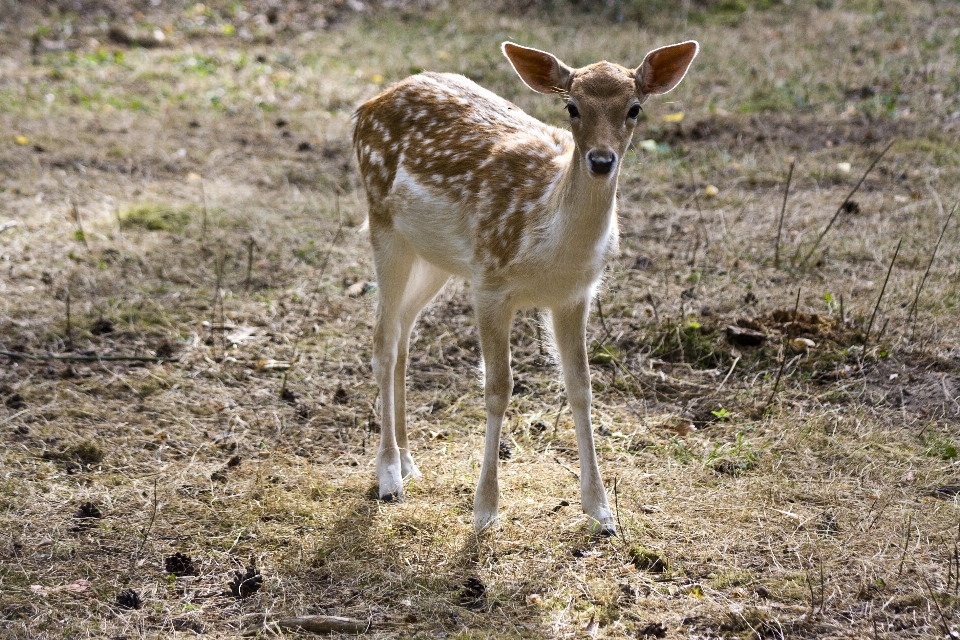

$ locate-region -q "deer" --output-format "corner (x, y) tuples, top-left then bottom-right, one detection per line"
(352, 39), (698, 534)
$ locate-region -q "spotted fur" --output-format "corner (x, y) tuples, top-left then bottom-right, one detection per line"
(354, 72), (569, 268)
(353, 40), (699, 532)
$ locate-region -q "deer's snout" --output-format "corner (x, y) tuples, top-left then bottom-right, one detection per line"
(586, 149), (616, 176)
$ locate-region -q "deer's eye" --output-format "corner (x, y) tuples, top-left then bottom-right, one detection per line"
(627, 104), (642, 120)
(566, 103), (580, 119)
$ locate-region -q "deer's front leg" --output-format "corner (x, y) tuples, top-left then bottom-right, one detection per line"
(473, 295), (514, 531)
(552, 299), (615, 536)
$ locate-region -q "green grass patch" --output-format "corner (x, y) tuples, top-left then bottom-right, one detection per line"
(120, 203), (192, 232)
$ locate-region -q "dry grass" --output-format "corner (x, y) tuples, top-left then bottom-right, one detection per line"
(1, 1), (959, 638)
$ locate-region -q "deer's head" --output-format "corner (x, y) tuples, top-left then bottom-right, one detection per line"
(503, 41), (699, 179)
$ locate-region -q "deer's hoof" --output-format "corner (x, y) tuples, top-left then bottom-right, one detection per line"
(400, 454), (421, 481)
(379, 491), (402, 503)
(588, 512), (617, 538)
(473, 513), (500, 533)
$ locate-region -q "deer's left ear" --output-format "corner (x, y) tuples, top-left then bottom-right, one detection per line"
(502, 42), (574, 95)
(635, 41), (699, 98)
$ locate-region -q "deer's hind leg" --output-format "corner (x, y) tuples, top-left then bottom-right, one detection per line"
(371, 226), (448, 501)
(393, 256), (450, 483)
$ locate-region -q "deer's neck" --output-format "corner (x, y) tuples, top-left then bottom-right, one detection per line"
(549, 150), (619, 252)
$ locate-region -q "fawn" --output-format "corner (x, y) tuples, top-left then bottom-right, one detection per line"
(353, 40), (698, 533)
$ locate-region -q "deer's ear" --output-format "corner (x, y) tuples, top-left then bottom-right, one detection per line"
(635, 41), (699, 97)
(502, 42), (574, 95)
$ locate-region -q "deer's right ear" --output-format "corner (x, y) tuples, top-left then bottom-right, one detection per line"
(502, 42), (573, 95)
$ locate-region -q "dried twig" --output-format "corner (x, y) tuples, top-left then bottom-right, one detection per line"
(199, 179), (208, 246)
(862, 236), (902, 351)
(65, 287), (73, 349)
(243, 614), (373, 636)
(282, 195), (345, 398)
(551, 395), (567, 432)
(920, 572), (951, 636)
(898, 513), (912, 577)
(802, 139), (895, 266)
(0, 220), (18, 233)
(594, 295), (610, 341)
(717, 355), (740, 391)
(0, 351), (162, 362)
(613, 476), (628, 546)
(245, 237), (257, 290)
(907, 199), (956, 322)
(774, 158), (795, 267)
(554, 456), (579, 481)
(687, 167), (709, 251)
(69, 200), (90, 251)
(764, 287), (801, 414)
(211, 247), (227, 360)
(132, 477), (159, 566)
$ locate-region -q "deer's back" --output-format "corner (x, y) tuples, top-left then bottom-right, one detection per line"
(353, 73), (573, 268)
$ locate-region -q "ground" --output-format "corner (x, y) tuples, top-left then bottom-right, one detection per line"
(1, 0), (959, 638)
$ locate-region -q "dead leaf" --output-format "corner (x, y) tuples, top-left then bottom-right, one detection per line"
(30, 579), (92, 597)
(788, 338), (816, 354)
(669, 420), (696, 436)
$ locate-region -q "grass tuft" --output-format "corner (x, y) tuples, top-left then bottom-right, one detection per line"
(120, 203), (192, 232)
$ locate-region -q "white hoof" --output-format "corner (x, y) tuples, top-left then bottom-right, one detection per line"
(474, 512), (500, 533)
(473, 485), (499, 532)
(377, 448), (403, 502)
(587, 508), (617, 537)
(400, 451), (421, 481)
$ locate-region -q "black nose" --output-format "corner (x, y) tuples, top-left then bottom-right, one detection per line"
(587, 150), (616, 175)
